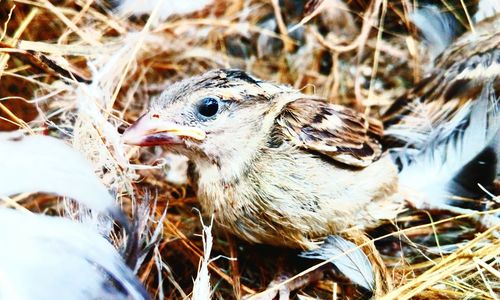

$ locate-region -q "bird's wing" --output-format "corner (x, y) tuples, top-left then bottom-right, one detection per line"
(277, 98), (383, 167)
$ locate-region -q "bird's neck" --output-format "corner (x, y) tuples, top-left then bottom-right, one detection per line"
(188, 149), (259, 214)
(190, 152), (253, 187)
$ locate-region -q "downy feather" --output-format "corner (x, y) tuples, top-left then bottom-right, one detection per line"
(410, 6), (459, 60)
(299, 235), (375, 291)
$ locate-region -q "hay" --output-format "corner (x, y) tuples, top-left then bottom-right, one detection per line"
(0, 0), (498, 299)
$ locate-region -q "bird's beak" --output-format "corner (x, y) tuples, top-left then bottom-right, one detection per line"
(122, 113), (206, 146)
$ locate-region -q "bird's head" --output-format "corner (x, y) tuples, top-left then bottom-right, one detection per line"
(122, 69), (297, 178)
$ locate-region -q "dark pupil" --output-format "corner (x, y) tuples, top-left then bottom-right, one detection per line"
(198, 98), (219, 117)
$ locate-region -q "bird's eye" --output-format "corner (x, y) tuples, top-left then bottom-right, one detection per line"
(196, 97), (219, 118)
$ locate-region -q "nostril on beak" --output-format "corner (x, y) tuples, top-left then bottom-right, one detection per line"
(152, 114), (160, 119)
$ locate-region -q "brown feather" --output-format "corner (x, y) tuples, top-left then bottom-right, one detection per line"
(278, 98), (383, 167)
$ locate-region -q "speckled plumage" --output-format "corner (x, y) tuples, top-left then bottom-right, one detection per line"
(124, 69), (402, 249)
(382, 16), (500, 144)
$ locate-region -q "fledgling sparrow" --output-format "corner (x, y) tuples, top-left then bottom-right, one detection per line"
(122, 69), (403, 251)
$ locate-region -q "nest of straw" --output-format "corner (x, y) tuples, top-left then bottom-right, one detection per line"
(0, 0), (498, 299)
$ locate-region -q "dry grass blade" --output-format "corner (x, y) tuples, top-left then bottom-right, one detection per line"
(382, 225), (500, 300)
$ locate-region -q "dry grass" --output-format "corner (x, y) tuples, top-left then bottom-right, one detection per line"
(0, 0), (498, 299)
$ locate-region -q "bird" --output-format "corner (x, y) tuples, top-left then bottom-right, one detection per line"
(381, 7), (500, 215)
(122, 8), (499, 297)
(122, 68), (403, 250)
(122, 68), (399, 293)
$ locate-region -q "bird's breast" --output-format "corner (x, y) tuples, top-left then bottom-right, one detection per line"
(193, 148), (402, 248)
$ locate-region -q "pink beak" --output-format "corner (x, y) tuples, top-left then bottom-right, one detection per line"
(122, 113), (206, 146)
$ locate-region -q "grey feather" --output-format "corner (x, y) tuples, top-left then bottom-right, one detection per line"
(298, 235), (375, 291)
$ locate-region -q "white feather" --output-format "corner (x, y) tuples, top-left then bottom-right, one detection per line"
(474, 0), (500, 23)
(394, 84), (499, 207)
(116, 0), (213, 21)
(0, 133), (149, 299)
(299, 235), (375, 291)
(410, 6), (458, 60)
(0, 208), (148, 300)
(0, 133), (115, 214)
